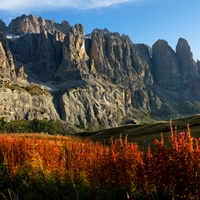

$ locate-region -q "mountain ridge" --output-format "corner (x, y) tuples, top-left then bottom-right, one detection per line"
(0, 14), (199, 130)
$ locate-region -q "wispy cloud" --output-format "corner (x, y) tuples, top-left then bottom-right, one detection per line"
(0, 0), (139, 12)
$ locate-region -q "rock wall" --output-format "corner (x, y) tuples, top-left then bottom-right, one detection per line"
(0, 33), (16, 80)
(0, 14), (199, 128)
(0, 87), (59, 121)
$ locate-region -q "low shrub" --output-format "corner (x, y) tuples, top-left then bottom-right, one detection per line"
(0, 121), (200, 199)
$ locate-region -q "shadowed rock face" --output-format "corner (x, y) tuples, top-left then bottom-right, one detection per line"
(152, 40), (180, 88)
(176, 38), (198, 79)
(88, 28), (153, 87)
(10, 31), (64, 82)
(54, 24), (90, 83)
(197, 60), (200, 73)
(0, 14), (200, 128)
(0, 20), (7, 33)
(0, 33), (16, 80)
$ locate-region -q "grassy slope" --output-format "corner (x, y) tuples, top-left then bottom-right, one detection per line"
(2, 114), (200, 147)
(76, 114), (200, 146)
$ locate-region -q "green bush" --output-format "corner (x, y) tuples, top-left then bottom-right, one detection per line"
(0, 118), (68, 135)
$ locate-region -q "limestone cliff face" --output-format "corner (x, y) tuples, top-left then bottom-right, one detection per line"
(0, 86), (59, 121)
(54, 24), (89, 82)
(152, 40), (180, 88)
(0, 33), (16, 80)
(176, 38), (198, 79)
(59, 84), (126, 128)
(10, 31), (65, 82)
(0, 14), (200, 128)
(89, 29), (153, 86)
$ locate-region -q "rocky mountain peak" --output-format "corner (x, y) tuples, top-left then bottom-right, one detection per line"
(54, 23), (89, 83)
(176, 37), (198, 78)
(93, 28), (110, 34)
(8, 14), (42, 35)
(0, 20), (7, 33)
(152, 39), (180, 88)
(176, 38), (192, 57)
(55, 20), (71, 35)
(0, 15), (200, 129)
(6, 14), (71, 36)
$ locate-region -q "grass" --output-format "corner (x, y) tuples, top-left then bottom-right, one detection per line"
(77, 114), (200, 146)
(0, 118), (69, 135)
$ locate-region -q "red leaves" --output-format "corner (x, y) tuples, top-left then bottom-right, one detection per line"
(0, 125), (200, 198)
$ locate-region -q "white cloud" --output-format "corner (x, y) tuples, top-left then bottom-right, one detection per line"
(0, 0), (139, 12)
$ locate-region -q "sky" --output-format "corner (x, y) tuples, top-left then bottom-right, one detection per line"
(0, 0), (200, 60)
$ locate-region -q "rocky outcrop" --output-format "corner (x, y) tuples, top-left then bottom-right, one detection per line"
(59, 83), (126, 128)
(7, 14), (71, 36)
(9, 31), (66, 82)
(54, 20), (71, 35)
(152, 40), (180, 88)
(0, 14), (200, 129)
(176, 38), (198, 79)
(197, 60), (200, 73)
(54, 24), (89, 82)
(89, 29), (153, 86)
(0, 86), (59, 121)
(0, 33), (16, 80)
(0, 20), (7, 33)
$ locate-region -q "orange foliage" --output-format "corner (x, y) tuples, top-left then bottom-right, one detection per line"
(1, 124), (200, 199)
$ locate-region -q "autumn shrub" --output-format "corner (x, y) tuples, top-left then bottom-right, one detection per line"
(137, 121), (200, 199)
(1, 123), (200, 199)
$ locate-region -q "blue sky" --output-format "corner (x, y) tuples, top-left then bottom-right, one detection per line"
(0, 0), (200, 60)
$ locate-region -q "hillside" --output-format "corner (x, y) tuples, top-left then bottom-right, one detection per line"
(76, 115), (200, 146)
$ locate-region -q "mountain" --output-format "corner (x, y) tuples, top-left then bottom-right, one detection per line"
(0, 14), (200, 130)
